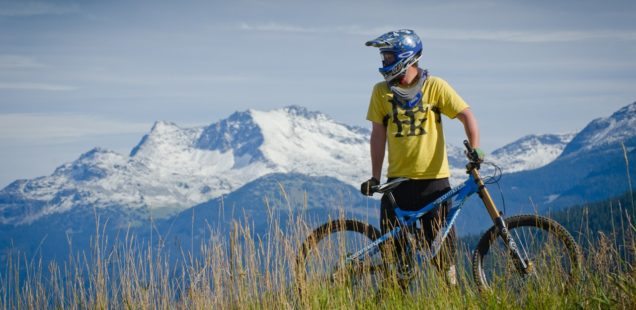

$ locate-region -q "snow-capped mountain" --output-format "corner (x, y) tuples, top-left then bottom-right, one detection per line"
(0, 106), (370, 225)
(561, 102), (636, 157)
(1, 104), (584, 226)
(445, 133), (573, 184)
(489, 133), (575, 173)
(456, 102), (636, 234)
(2, 101), (635, 265)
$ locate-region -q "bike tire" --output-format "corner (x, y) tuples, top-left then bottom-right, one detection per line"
(472, 214), (582, 293)
(296, 219), (383, 299)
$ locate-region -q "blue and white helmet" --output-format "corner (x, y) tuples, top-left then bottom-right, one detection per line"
(365, 29), (423, 83)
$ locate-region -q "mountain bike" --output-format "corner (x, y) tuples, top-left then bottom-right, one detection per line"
(296, 141), (582, 295)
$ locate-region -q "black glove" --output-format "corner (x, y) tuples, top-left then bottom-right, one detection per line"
(360, 177), (380, 196)
(470, 147), (486, 162)
(464, 140), (486, 163)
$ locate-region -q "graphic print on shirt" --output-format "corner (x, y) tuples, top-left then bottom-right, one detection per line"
(388, 100), (442, 138)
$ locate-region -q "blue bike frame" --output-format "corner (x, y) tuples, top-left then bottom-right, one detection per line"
(346, 174), (480, 265)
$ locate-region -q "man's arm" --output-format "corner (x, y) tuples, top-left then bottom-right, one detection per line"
(456, 108), (480, 148)
(370, 122), (387, 180)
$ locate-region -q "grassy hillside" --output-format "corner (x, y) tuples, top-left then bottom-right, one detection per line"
(1, 192), (634, 309)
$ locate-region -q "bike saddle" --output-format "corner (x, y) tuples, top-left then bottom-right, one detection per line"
(373, 177), (410, 194)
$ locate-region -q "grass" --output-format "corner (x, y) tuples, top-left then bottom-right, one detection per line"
(1, 196), (635, 309)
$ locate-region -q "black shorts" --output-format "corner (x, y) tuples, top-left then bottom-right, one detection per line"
(380, 177), (456, 268)
(381, 177), (451, 212)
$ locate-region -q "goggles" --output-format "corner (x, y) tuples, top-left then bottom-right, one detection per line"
(381, 52), (397, 67)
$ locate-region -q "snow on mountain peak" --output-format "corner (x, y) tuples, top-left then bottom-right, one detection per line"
(152, 120), (179, 131)
(562, 101), (636, 156)
(196, 110), (264, 164)
(281, 105), (326, 119)
(0, 106), (370, 225)
(618, 101), (636, 115)
(446, 133), (574, 183)
(249, 106), (369, 183)
(153, 105), (369, 211)
(59, 147), (127, 182)
(490, 133), (575, 173)
(130, 121), (195, 156)
(7, 102), (630, 226)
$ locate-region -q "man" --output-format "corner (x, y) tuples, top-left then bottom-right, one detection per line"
(360, 29), (483, 284)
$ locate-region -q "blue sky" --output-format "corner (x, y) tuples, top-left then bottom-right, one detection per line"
(0, 0), (635, 187)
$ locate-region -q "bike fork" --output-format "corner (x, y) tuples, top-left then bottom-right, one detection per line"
(471, 169), (531, 275)
(494, 217), (531, 274)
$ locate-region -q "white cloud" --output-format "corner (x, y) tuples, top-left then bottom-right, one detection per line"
(0, 1), (79, 17)
(422, 29), (636, 43)
(0, 113), (151, 142)
(239, 22), (322, 33)
(79, 73), (252, 86)
(239, 22), (385, 36)
(239, 22), (636, 43)
(0, 82), (77, 91)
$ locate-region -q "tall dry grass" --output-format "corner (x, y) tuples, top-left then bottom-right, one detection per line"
(1, 191), (635, 309)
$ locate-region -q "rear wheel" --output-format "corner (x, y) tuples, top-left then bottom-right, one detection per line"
(296, 219), (384, 299)
(472, 215), (582, 294)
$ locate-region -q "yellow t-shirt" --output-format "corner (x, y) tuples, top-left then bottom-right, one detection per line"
(366, 76), (469, 179)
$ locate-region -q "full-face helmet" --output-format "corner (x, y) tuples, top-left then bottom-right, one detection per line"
(365, 29), (423, 83)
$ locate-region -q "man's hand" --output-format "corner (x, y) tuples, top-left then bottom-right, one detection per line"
(467, 147), (486, 162)
(360, 177), (380, 196)
(473, 147), (485, 162)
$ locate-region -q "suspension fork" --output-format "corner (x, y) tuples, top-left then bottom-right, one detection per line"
(469, 166), (531, 273)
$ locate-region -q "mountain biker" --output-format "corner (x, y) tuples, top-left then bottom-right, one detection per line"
(360, 29), (484, 285)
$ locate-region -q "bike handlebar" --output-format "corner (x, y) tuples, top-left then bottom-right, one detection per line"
(463, 139), (473, 153)
(463, 140), (479, 163)
(464, 140), (482, 170)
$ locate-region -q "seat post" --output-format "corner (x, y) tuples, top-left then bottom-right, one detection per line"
(386, 192), (399, 209)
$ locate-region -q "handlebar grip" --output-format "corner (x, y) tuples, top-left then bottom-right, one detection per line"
(463, 140), (473, 153)
(464, 139), (480, 163)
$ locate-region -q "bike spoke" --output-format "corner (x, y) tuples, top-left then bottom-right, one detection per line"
(473, 215), (581, 295)
(297, 220), (384, 299)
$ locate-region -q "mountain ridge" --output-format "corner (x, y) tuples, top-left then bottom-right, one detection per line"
(3, 103), (632, 227)
(562, 102), (636, 157)
(0, 105), (371, 225)
(2, 102), (636, 269)
(454, 101), (636, 233)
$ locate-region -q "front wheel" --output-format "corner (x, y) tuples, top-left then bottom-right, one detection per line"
(295, 219), (384, 299)
(472, 215), (582, 294)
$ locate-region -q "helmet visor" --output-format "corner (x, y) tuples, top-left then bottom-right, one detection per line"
(380, 52), (397, 67)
